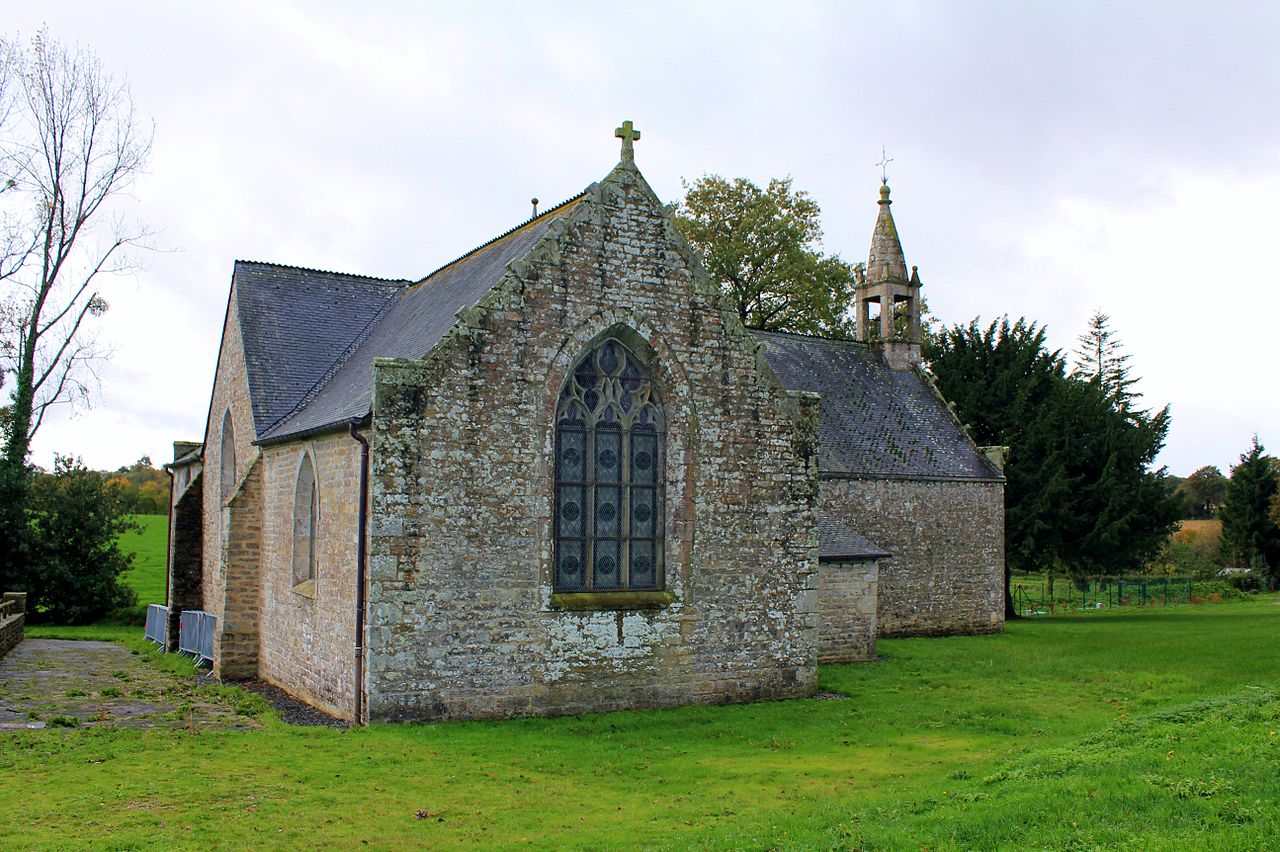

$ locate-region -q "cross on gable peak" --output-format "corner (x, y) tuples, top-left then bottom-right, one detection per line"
(615, 120), (641, 163)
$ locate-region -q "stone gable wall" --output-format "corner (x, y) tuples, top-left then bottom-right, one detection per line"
(256, 434), (363, 720)
(817, 560), (879, 662)
(200, 286), (260, 635)
(820, 478), (1003, 637)
(366, 168), (820, 722)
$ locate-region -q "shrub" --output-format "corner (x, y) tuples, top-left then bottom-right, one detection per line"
(46, 715), (81, 728)
(24, 455), (139, 624)
(1148, 534), (1218, 579)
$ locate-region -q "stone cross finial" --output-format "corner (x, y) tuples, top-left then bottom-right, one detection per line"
(876, 146), (894, 184)
(615, 120), (641, 163)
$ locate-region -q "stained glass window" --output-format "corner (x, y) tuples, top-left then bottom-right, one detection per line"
(555, 337), (663, 591)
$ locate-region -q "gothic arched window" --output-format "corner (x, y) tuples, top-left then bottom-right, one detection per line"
(292, 453), (318, 588)
(220, 410), (236, 503)
(555, 336), (663, 591)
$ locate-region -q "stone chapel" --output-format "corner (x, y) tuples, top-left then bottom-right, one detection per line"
(160, 124), (1005, 723)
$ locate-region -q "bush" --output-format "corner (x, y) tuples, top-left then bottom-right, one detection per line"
(24, 455), (139, 624)
(1222, 572), (1266, 593)
(1148, 533), (1219, 579)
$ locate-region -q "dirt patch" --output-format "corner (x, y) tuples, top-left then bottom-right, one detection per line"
(0, 638), (258, 731)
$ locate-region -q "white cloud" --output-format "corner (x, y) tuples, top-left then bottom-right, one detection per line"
(7, 1), (1279, 477)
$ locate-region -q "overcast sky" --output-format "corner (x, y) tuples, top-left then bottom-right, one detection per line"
(7, 1), (1279, 477)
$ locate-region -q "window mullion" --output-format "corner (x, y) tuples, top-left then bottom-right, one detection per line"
(621, 427), (632, 590)
(585, 426), (596, 590)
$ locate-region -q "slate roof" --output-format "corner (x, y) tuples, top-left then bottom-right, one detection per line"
(254, 196), (585, 443)
(818, 515), (890, 561)
(753, 330), (1002, 481)
(234, 262), (408, 436)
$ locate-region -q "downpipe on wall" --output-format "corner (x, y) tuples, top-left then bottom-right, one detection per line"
(348, 420), (370, 725)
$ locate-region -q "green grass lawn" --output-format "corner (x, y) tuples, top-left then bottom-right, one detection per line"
(117, 514), (168, 606)
(6, 599), (1279, 848)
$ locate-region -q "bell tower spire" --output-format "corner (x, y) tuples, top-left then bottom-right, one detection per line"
(855, 178), (922, 370)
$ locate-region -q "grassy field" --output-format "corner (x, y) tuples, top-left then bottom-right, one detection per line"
(8, 600), (1279, 848)
(117, 514), (168, 606)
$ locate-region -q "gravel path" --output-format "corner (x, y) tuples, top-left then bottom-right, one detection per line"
(0, 638), (258, 731)
(241, 680), (348, 727)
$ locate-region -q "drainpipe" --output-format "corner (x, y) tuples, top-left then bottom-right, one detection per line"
(164, 466), (174, 609)
(348, 421), (370, 725)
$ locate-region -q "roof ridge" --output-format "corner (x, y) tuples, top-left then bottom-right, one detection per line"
(235, 259), (411, 285)
(410, 191), (586, 287)
(752, 328), (869, 348)
(259, 280), (409, 436)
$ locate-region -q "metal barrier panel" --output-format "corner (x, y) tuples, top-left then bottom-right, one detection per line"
(144, 604), (168, 646)
(178, 609), (216, 665)
(178, 609), (200, 656)
(196, 611), (215, 665)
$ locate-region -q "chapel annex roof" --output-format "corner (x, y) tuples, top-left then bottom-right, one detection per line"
(754, 329), (1002, 481)
(818, 515), (890, 561)
(254, 194), (585, 443)
(233, 261), (410, 437)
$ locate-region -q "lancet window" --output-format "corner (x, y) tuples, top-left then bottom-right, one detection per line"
(220, 410), (236, 503)
(292, 453), (318, 588)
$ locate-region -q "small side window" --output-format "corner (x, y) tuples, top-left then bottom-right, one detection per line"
(292, 454), (318, 590)
(220, 410), (236, 503)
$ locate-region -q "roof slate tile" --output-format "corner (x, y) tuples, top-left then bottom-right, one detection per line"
(753, 330), (1001, 481)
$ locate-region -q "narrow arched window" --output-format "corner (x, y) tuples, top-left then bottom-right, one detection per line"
(220, 410), (237, 503)
(292, 454), (318, 588)
(555, 336), (663, 591)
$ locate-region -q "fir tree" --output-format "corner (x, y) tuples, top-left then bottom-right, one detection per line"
(1219, 437), (1280, 576)
(1073, 311), (1138, 408)
(928, 315), (1180, 606)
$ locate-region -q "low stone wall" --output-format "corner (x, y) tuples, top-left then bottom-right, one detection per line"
(817, 560), (879, 663)
(0, 592), (27, 659)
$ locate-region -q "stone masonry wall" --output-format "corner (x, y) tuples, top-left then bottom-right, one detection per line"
(200, 286), (261, 642)
(817, 560), (879, 663)
(367, 166), (821, 722)
(820, 478), (1004, 637)
(216, 459), (263, 679)
(256, 434), (363, 720)
(165, 471), (204, 650)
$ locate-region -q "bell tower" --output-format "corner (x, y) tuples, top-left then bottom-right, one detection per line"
(854, 180), (922, 370)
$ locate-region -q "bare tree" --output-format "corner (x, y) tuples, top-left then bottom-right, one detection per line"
(0, 28), (152, 468)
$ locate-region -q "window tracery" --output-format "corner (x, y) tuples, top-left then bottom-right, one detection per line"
(555, 337), (663, 591)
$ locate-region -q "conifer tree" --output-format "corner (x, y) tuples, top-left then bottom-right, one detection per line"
(1219, 437), (1280, 576)
(1073, 311), (1138, 408)
(928, 315), (1180, 608)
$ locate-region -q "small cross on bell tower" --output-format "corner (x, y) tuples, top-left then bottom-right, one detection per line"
(855, 157), (923, 371)
(615, 120), (641, 164)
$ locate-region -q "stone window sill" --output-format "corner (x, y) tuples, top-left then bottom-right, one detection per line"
(550, 591), (676, 612)
(292, 579), (316, 599)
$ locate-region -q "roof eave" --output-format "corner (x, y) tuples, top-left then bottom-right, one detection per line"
(253, 413), (371, 447)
